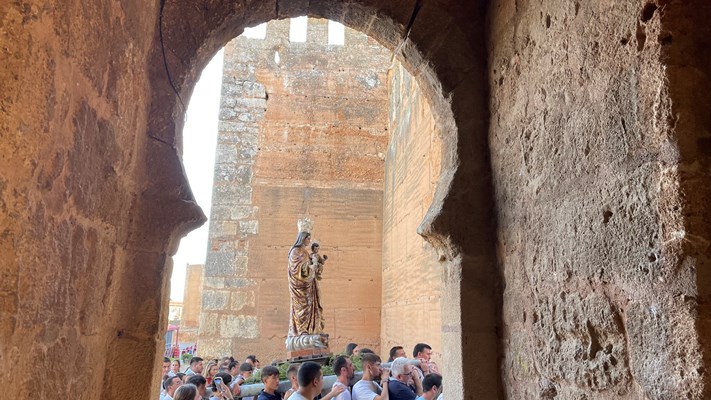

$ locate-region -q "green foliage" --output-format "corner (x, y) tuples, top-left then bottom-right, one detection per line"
(180, 353), (193, 364)
(239, 354), (364, 385)
(350, 354), (363, 372)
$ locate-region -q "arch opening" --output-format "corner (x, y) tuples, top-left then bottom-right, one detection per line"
(123, 1), (496, 399)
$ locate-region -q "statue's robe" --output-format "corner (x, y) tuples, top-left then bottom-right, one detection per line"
(288, 247), (324, 336)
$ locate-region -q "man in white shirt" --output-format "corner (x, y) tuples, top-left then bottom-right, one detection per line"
(161, 375), (183, 400)
(288, 362), (324, 400)
(352, 353), (391, 400)
(186, 357), (205, 376)
(332, 356), (355, 400)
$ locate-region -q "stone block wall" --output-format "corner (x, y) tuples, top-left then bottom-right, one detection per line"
(180, 264), (204, 343)
(489, 1), (710, 398)
(199, 18), (391, 362)
(381, 61), (443, 363)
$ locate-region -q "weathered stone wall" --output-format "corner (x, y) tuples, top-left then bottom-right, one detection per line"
(180, 264), (204, 343)
(381, 61), (443, 363)
(199, 18), (391, 362)
(489, 1), (711, 398)
(0, 1), (206, 399)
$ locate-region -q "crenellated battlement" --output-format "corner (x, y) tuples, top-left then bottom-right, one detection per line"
(240, 17), (373, 48)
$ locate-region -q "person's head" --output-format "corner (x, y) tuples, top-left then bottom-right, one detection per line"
(390, 357), (413, 382)
(413, 343), (433, 361)
(245, 355), (258, 366)
(164, 375), (183, 395)
(211, 372), (232, 393)
(261, 366), (281, 393)
(345, 343), (358, 356)
(186, 375), (207, 398)
(219, 356), (233, 371)
(173, 383), (199, 400)
(297, 361), (323, 396)
(292, 231), (311, 250)
(204, 360), (219, 378)
(176, 372), (187, 383)
(163, 357), (172, 375)
(171, 359), (181, 373)
(239, 362), (254, 378)
(227, 361), (239, 376)
(287, 364), (300, 388)
(311, 243), (320, 253)
(360, 353), (382, 379)
(189, 357), (204, 374)
(388, 346), (406, 362)
(333, 356), (354, 380)
(422, 374), (443, 399)
(359, 348), (374, 355)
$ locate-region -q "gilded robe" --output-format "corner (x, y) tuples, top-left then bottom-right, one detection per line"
(288, 246), (324, 336)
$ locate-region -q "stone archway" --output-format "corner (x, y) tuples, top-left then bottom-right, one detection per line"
(5, 0), (711, 399)
(134, 1), (495, 400)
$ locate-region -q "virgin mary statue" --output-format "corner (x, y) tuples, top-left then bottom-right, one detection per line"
(287, 218), (324, 336)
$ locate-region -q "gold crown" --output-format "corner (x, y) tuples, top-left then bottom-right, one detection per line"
(297, 218), (313, 234)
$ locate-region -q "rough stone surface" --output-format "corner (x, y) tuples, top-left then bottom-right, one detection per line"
(381, 61), (443, 364)
(489, 1), (711, 398)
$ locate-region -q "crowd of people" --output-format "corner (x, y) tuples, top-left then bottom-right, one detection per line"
(159, 343), (443, 400)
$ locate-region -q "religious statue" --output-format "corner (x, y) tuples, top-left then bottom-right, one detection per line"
(287, 218), (325, 337)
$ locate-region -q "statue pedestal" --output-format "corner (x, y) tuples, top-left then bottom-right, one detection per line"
(286, 333), (330, 361)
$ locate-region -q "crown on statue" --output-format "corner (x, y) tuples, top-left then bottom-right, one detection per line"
(297, 218), (313, 234)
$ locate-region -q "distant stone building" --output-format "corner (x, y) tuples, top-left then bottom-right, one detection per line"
(198, 18), (442, 363)
(181, 263), (204, 344)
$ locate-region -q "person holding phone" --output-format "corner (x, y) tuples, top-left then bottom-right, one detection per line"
(209, 372), (235, 400)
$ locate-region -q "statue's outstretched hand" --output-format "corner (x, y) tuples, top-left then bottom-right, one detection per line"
(323, 255), (328, 261)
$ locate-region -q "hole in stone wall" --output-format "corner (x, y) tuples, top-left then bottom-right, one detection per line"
(545, 14), (551, 29)
(620, 33), (630, 46)
(658, 31), (673, 46)
(602, 210), (613, 224)
(640, 2), (658, 23)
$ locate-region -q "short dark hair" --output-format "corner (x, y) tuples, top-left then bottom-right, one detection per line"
(422, 374), (442, 392)
(163, 375), (181, 390)
(186, 374), (207, 388)
(246, 355), (257, 363)
(297, 361), (322, 387)
(261, 366), (280, 381)
(345, 343), (358, 356)
(228, 361), (239, 371)
(190, 357), (204, 366)
(388, 346), (404, 362)
(175, 372), (186, 381)
(333, 356), (349, 377)
(287, 363), (300, 378)
(359, 348), (375, 354)
(239, 362), (254, 372)
(164, 357), (171, 363)
(360, 353), (381, 367)
(311, 243), (319, 251)
(212, 372), (232, 392)
(413, 343), (431, 358)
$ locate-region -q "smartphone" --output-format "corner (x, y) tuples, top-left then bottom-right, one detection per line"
(214, 377), (223, 391)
